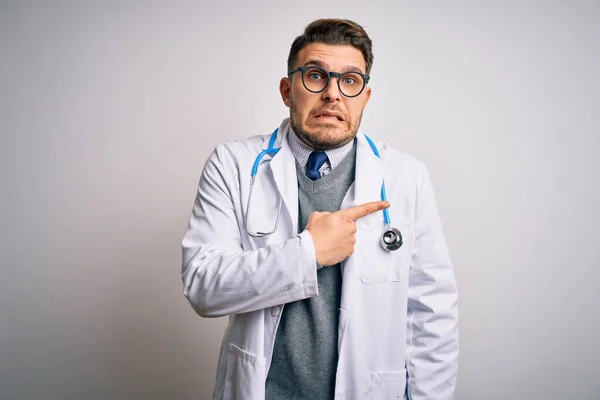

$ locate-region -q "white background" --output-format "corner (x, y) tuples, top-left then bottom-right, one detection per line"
(1, 1), (599, 399)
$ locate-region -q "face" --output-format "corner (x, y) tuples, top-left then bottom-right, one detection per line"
(280, 43), (371, 150)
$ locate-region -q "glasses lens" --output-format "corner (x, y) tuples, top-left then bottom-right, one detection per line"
(338, 72), (365, 97)
(302, 67), (328, 92)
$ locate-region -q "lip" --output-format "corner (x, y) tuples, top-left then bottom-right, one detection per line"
(314, 111), (344, 121)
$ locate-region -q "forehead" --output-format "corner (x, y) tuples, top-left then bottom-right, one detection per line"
(296, 43), (366, 73)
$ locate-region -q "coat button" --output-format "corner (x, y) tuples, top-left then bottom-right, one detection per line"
(271, 307), (281, 317)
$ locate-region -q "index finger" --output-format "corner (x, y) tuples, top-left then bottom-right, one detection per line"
(336, 201), (390, 221)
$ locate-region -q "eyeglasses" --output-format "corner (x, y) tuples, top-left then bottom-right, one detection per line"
(287, 66), (370, 98)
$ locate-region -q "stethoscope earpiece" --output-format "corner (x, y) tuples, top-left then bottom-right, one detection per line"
(381, 228), (403, 251)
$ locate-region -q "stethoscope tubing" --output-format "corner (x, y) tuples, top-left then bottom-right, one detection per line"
(246, 127), (402, 250)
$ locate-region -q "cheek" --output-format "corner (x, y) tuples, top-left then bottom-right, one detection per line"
(291, 91), (315, 117)
(345, 102), (364, 123)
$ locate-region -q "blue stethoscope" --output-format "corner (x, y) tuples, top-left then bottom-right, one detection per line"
(245, 128), (403, 251)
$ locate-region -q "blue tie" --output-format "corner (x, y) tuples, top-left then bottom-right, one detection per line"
(306, 151), (328, 181)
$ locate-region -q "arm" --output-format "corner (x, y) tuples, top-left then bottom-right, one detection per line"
(406, 167), (459, 399)
(181, 144), (318, 318)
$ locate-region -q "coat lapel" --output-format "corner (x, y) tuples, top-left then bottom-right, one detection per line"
(266, 119), (299, 236)
(348, 133), (384, 232)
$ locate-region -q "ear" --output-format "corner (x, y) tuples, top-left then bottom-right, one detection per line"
(279, 77), (292, 108)
(363, 86), (372, 106)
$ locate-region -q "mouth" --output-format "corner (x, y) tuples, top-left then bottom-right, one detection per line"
(314, 111), (344, 122)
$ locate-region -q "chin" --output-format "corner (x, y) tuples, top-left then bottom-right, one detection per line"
(307, 125), (342, 138)
(308, 119), (347, 132)
(291, 114), (355, 149)
(305, 127), (354, 149)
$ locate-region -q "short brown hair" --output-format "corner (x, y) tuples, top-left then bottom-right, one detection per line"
(287, 19), (374, 75)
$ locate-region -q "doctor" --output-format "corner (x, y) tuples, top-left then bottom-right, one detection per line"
(182, 18), (458, 400)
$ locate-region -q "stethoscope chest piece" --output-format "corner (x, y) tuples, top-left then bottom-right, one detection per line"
(381, 227), (403, 251)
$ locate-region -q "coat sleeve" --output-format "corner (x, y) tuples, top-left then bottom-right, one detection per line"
(181, 144), (319, 318)
(406, 166), (459, 399)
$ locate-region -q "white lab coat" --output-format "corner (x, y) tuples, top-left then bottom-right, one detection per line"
(182, 118), (458, 400)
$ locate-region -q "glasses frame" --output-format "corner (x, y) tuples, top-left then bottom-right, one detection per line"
(287, 65), (370, 98)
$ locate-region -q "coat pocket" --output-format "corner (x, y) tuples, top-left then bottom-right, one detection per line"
(372, 369), (407, 400)
(222, 343), (266, 400)
(358, 217), (413, 283)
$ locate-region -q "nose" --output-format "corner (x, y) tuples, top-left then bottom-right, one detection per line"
(321, 75), (342, 103)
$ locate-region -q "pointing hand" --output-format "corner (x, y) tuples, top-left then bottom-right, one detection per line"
(306, 201), (390, 267)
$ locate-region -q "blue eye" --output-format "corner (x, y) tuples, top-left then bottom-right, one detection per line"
(341, 72), (363, 86)
(304, 67), (327, 81)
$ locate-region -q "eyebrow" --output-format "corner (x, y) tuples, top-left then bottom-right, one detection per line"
(302, 59), (365, 74)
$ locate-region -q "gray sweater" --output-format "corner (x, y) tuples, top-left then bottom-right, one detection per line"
(265, 143), (357, 400)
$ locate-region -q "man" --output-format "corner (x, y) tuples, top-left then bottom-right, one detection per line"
(182, 18), (458, 400)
